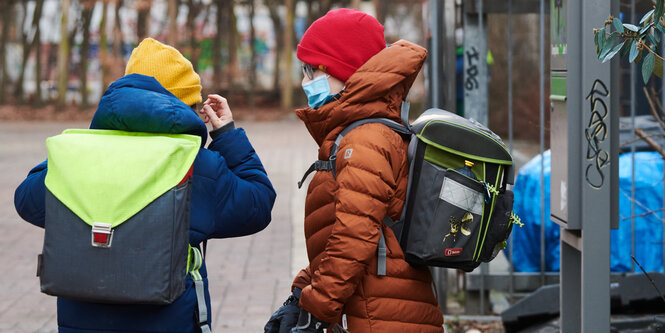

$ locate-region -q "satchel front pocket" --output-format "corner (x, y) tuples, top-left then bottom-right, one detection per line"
(431, 170), (486, 263)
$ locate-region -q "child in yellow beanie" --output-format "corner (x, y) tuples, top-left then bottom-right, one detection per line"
(125, 37), (232, 130)
(15, 37), (276, 333)
(125, 38), (202, 106)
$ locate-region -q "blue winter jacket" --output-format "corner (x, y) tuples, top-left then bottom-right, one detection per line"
(14, 74), (276, 333)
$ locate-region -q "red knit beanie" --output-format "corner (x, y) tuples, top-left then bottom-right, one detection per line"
(297, 8), (386, 82)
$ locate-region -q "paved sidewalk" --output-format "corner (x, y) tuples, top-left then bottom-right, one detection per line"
(0, 119), (316, 332)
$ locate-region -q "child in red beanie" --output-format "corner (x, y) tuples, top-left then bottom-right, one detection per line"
(265, 8), (444, 333)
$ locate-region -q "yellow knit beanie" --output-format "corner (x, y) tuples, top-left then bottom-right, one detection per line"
(125, 38), (202, 106)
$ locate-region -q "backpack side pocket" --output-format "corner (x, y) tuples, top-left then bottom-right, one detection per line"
(478, 189), (514, 262)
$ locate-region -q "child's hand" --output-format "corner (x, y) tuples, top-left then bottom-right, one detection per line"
(199, 94), (233, 130)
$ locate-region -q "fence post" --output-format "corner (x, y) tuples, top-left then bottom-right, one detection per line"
(550, 0), (619, 331)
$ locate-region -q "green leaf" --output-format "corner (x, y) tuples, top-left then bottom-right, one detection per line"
(598, 42), (612, 61)
(648, 32), (659, 46)
(624, 23), (639, 32)
(641, 9), (655, 25)
(658, 23), (665, 35)
(620, 38), (633, 57)
(657, 0), (665, 26)
(635, 48), (644, 63)
(601, 41), (624, 63)
(599, 34), (620, 61)
(613, 17), (624, 33)
(642, 52), (655, 83)
(598, 28), (607, 52)
(655, 56), (664, 78)
(640, 23), (653, 34)
(629, 40), (640, 62)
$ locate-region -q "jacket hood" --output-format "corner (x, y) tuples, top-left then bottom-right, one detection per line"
(295, 40), (427, 151)
(90, 74), (208, 145)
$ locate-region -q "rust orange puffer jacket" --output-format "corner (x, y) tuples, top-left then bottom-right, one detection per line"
(292, 40), (444, 332)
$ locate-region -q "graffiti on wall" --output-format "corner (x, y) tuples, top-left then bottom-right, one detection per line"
(584, 79), (610, 189)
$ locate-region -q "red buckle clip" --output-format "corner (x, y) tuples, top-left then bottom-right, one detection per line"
(177, 165), (194, 186)
(91, 222), (113, 248)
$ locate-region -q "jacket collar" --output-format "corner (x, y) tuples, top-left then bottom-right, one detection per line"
(296, 40), (427, 153)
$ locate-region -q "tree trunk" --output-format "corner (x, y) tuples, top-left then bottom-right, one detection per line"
(113, 0), (125, 76)
(306, 0), (314, 27)
(45, 43), (58, 99)
(281, 0), (294, 111)
(351, 0), (361, 9)
(248, 0), (256, 109)
(99, 0), (111, 90)
(80, 2), (94, 109)
(57, 0), (71, 107)
(0, 0), (15, 104)
(66, 9), (79, 78)
(137, 0), (150, 41)
(372, 0), (387, 24)
(266, 0), (282, 92)
(16, 0), (45, 104)
(212, 0), (225, 92)
(168, 0), (178, 46)
(15, 1), (30, 102)
(33, 0), (45, 105)
(227, 2), (239, 86)
(186, 0), (201, 71)
(317, 0), (332, 23)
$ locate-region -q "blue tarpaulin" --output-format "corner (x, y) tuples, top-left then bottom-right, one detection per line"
(509, 151), (664, 272)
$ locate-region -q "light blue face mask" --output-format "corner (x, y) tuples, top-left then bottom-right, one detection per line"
(302, 74), (336, 109)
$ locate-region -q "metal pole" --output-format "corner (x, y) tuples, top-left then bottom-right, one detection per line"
(431, 0), (440, 109)
(508, 0), (514, 154)
(508, 0), (515, 303)
(539, 0), (546, 286)
(463, 0), (488, 124)
(662, 30), (665, 272)
(443, 0), (458, 113)
(429, 0), (450, 312)
(630, 0), (636, 272)
(477, 0), (487, 314)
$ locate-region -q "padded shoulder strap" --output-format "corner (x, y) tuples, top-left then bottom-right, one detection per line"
(401, 101), (412, 132)
(329, 118), (411, 161)
(297, 116), (412, 188)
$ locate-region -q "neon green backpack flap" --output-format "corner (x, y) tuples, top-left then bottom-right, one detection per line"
(45, 129), (201, 227)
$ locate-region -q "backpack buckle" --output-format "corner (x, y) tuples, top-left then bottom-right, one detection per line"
(91, 222), (113, 248)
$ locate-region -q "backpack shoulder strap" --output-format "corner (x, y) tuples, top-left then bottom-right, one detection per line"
(329, 117), (411, 163)
(330, 117), (410, 277)
(297, 117), (411, 188)
(401, 101), (412, 132)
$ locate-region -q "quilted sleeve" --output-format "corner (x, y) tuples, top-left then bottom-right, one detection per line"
(299, 124), (404, 323)
(292, 265), (312, 291)
(14, 160), (48, 228)
(204, 127), (276, 238)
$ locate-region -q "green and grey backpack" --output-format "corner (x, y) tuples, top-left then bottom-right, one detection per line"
(299, 105), (520, 272)
(39, 129), (211, 331)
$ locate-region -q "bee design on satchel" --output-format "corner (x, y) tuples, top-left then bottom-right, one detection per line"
(443, 212), (474, 244)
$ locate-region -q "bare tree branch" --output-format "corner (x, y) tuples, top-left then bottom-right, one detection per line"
(643, 86), (665, 134)
(636, 128), (665, 158)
